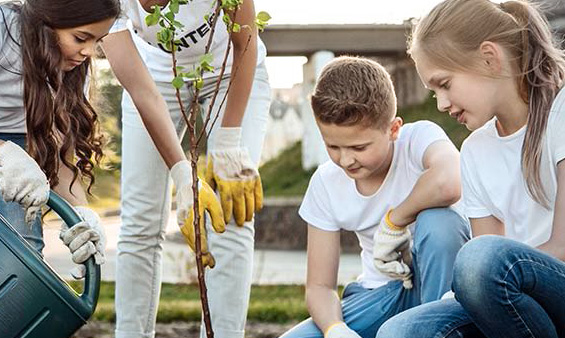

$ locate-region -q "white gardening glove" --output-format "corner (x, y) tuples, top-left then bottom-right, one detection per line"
(441, 290), (455, 300)
(325, 322), (362, 338)
(0, 141), (49, 225)
(373, 209), (413, 289)
(59, 206), (105, 279)
(205, 127), (263, 227)
(171, 160), (225, 268)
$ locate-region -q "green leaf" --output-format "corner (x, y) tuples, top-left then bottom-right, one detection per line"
(200, 53), (214, 65)
(157, 29), (172, 45)
(186, 70), (199, 79)
(170, 0), (179, 14)
(145, 12), (160, 26)
(172, 76), (185, 89)
(172, 20), (185, 29)
(222, 13), (231, 26)
(194, 78), (204, 89)
(256, 11), (271, 22)
(164, 11), (175, 22)
(232, 23), (241, 32)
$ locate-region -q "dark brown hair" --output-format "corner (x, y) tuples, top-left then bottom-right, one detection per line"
(15, 0), (120, 192)
(311, 56), (397, 130)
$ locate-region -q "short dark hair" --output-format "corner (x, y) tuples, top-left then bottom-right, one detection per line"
(311, 56), (397, 129)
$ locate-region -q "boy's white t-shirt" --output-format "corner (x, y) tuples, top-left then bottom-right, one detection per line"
(461, 86), (565, 247)
(111, 0), (267, 83)
(299, 121), (453, 289)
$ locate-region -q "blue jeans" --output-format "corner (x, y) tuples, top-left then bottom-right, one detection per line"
(377, 236), (565, 338)
(280, 207), (470, 338)
(0, 133), (44, 253)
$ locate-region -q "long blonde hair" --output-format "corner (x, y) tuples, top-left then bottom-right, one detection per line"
(409, 0), (565, 207)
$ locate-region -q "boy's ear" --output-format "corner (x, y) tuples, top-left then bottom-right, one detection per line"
(479, 41), (503, 73)
(389, 117), (403, 141)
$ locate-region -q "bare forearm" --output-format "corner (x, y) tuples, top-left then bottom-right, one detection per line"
(221, 0), (258, 127)
(539, 160), (565, 261)
(54, 164), (87, 206)
(391, 168), (460, 226)
(102, 31), (186, 169)
(306, 286), (344, 334)
(221, 41), (257, 127)
(129, 89), (186, 168)
(537, 239), (565, 261)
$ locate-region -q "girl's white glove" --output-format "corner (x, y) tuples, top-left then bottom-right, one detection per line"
(0, 141), (49, 224)
(325, 322), (362, 338)
(59, 206), (106, 279)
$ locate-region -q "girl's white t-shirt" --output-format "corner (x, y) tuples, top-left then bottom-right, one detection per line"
(111, 0), (267, 83)
(299, 121), (454, 289)
(0, 5), (25, 133)
(461, 86), (565, 247)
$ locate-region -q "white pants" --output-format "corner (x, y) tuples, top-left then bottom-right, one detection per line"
(115, 63), (271, 338)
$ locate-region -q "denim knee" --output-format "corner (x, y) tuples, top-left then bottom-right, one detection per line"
(376, 317), (409, 338)
(452, 236), (503, 305)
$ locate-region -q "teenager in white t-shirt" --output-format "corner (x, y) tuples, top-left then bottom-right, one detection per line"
(101, 1), (270, 338)
(279, 56), (470, 338)
(377, 1), (565, 338)
(0, 0), (118, 276)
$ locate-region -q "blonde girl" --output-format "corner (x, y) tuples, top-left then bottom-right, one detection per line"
(376, 0), (565, 337)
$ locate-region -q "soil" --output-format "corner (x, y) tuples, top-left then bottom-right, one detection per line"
(72, 321), (297, 338)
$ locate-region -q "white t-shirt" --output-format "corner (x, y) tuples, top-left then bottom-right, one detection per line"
(0, 5), (25, 133)
(461, 86), (565, 247)
(299, 121), (453, 289)
(111, 0), (267, 83)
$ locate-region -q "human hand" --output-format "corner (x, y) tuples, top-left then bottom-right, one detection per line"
(171, 160), (225, 268)
(325, 322), (362, 338)
(0, 141), (49, 225)
(59, 206), (105, 279)
(205, 127), (263, 226)
(373, 209), (413, 289)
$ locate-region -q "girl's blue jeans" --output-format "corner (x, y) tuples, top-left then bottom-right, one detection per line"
(280, 207), (470, 338)
(0, 133), (44, 253)
(377, 235), (565, 338)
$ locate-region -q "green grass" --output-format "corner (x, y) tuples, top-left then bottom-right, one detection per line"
(69, 281), (311, 323)
(259, 141), (316, 197)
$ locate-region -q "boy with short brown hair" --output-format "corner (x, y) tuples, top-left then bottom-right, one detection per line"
(280, 56), (469, 338)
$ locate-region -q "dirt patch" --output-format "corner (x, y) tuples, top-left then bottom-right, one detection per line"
(72, 321), (297, 338)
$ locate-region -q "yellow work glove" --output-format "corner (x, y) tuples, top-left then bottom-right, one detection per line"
(205, 127), (263, 227)
(171, 160), (225, 268)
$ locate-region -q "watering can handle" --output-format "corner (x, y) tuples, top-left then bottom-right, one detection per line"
(47, 191), (101, 312)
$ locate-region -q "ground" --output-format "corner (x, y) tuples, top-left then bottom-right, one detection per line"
(73, 321), (297, 338)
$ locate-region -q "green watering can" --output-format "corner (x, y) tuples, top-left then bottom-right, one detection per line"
(0, 192), (100, 338)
